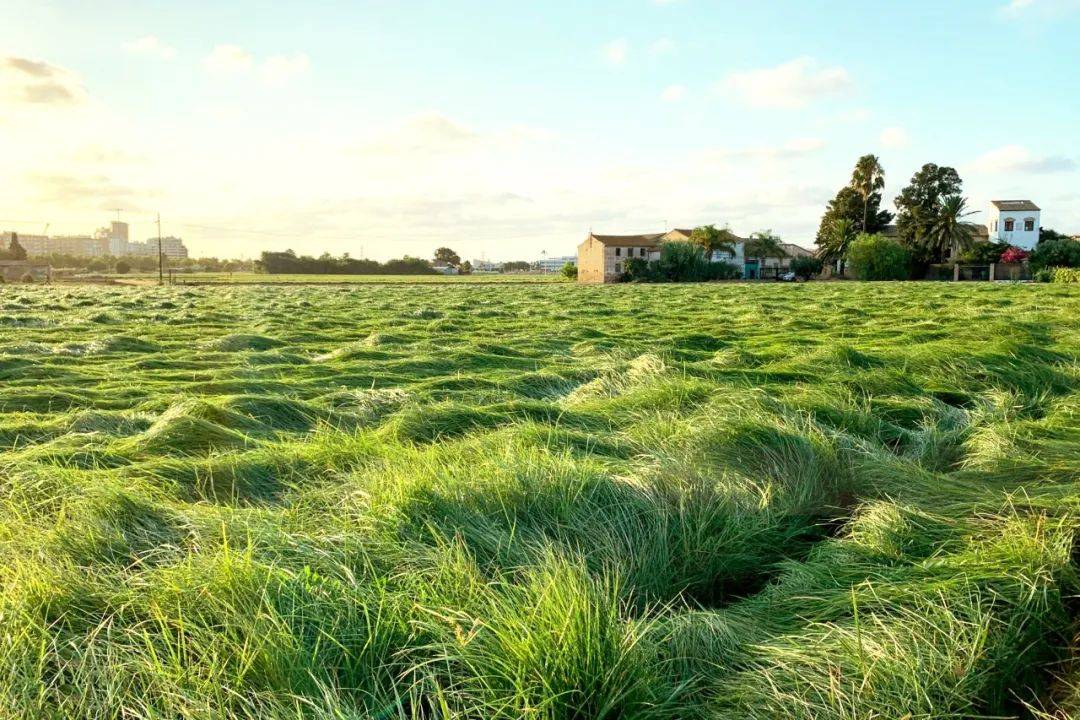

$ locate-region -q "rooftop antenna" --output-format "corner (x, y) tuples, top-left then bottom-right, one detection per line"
(111, 208), (123, 223)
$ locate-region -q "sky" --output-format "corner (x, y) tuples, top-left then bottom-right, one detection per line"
(1, 0), (1078, 261)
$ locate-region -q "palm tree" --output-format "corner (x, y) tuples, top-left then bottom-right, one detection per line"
(745, 230), (787, 279)
(925, 195), (976, 262)
(850, 154), (885, 233)
(689, 224), (738, 260)
(818, 218), (856, 275)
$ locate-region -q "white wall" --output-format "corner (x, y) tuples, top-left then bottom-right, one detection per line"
(988, 206), (1040, 250)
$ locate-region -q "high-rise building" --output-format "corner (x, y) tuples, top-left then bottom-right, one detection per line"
(3, 220), (189, 259)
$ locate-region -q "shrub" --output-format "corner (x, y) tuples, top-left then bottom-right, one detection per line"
(621, 257), (654, 282)
(846, 233), (910, 280)
(20, 273), (34, 284)
(1050, 267), (1080, 283)
(560, 262), (577, 280)
(957, 240), (1010, 264)
(1030, 237), (1080, 269)
(115, 260), (131, 275)
(999, 246), (1029, 264)
(623, 242), (743, 283)
(790, 256), (824, 280)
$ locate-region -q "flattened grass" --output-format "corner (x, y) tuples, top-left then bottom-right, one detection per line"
(0, 280), (1077, 718)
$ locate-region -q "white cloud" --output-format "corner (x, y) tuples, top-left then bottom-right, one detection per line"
(203, 44), (254, 75)
(260, 52), (311, 86)
(970, 144), (1076, 174)
(0, 56), (86, 105)
(880, 126), (910, 149)
(1001, 0), (1080, 16)
(204, 46), (310, 86)
(649, 38), (675, 56)
(708, 137), (826, 161)
(660, 84), (686, 102)
(602, 39), (629, 66)
(124, 35), (177, 60)
(721, 56), (852, 108)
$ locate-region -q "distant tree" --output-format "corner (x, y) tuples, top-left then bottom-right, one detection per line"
(1030, 237), (1080, 269)
(815, 186), (892, 249)
(115, 260), (131, 274)
(433, 247), (461, 267)
(1038, 227), (1069, 242)
(689, 224), (738, 259)
(502, 260), (532, 272)
(458, 260), (473, 275)
(851, 154), (886, 233)
(817, 218), (857, 275)
(894, 163), (963, 263)
(923, 195), (976, 262)
(847, 233), (910, 280)
(790, 256), (824, 281)
(560, 261), (578, 280)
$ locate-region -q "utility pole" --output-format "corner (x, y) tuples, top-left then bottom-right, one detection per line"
(156, 212), (164, 286)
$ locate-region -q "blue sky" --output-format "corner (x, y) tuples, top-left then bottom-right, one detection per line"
(2, 0), (1078, 260)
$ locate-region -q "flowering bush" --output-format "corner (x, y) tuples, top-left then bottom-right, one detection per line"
(999, 246), (1029, 264)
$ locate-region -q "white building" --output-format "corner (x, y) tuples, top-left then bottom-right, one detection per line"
(987, 200), (1040, 250)
(537, 255), (576, 273)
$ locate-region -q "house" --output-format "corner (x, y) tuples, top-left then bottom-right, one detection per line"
(0, 260), (52, 283)
(577, 228), (749, 283)
(537, 255), (576, 273)
(753, 243), (815, 279)
(987, 200), (1040, 250)
(431, 263), (459, 275)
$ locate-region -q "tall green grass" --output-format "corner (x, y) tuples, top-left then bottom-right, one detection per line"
(0, 281), (1077, 718)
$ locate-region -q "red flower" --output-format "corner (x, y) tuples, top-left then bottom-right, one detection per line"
(1000, 247), (1029, 264)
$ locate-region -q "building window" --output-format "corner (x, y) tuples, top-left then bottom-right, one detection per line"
(994, 220), (998, 231)
(640, 248), (646, 257)
(1024, 218), (1035, 232)
(615, 263), (622, 273)
(1004, 219), (1015, 232)
(615, 247), (621, 257)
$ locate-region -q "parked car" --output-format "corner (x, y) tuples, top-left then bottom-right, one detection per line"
(779, 271), (797, 282)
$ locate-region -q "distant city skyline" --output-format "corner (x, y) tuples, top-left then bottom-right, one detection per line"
(1, 0), (1078, 261)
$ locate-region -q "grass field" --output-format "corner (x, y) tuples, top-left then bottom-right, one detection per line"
(117, 272), (566, 284)
(1, 281), (1078, 719)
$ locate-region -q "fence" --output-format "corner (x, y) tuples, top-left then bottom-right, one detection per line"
(927, 263), (1032, 282)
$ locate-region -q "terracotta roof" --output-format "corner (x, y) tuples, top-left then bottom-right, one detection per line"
(588, 233), (666, 248)
(991, 200), (1040, 212)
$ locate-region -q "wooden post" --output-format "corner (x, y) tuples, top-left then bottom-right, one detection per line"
(953, 263), (960, 282)
(989, 263), (995, 282)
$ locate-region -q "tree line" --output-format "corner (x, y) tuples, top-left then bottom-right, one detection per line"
(817, 154), (1080, 279)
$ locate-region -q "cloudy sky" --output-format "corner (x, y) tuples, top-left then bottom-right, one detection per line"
(1, 0), (1078, 260)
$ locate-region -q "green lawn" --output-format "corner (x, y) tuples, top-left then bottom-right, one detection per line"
(1, 281), (1078, 719)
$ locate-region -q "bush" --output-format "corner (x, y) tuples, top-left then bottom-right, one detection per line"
(847, 233), (909, 281)
(790, 256), (824, 280)
(1050, 267), (1080, 283)
(20, 273), (35, 284)
(957, 240), (1010, 264)
(560, 262), (578, 280)
(1030, 237), (1080, 269)
(115, 260), (131, 275)
(622, 242), (742, 283)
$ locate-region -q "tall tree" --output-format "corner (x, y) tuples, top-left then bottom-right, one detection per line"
(817, 218), (857, 275)
(689, 224), (738, 259)
(924, 195), (976, 262)
(894, 163), (962, 262)
(851, 154), (885, 233)
(433, 247), (461, 266)
(815, 185), (893, 250)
